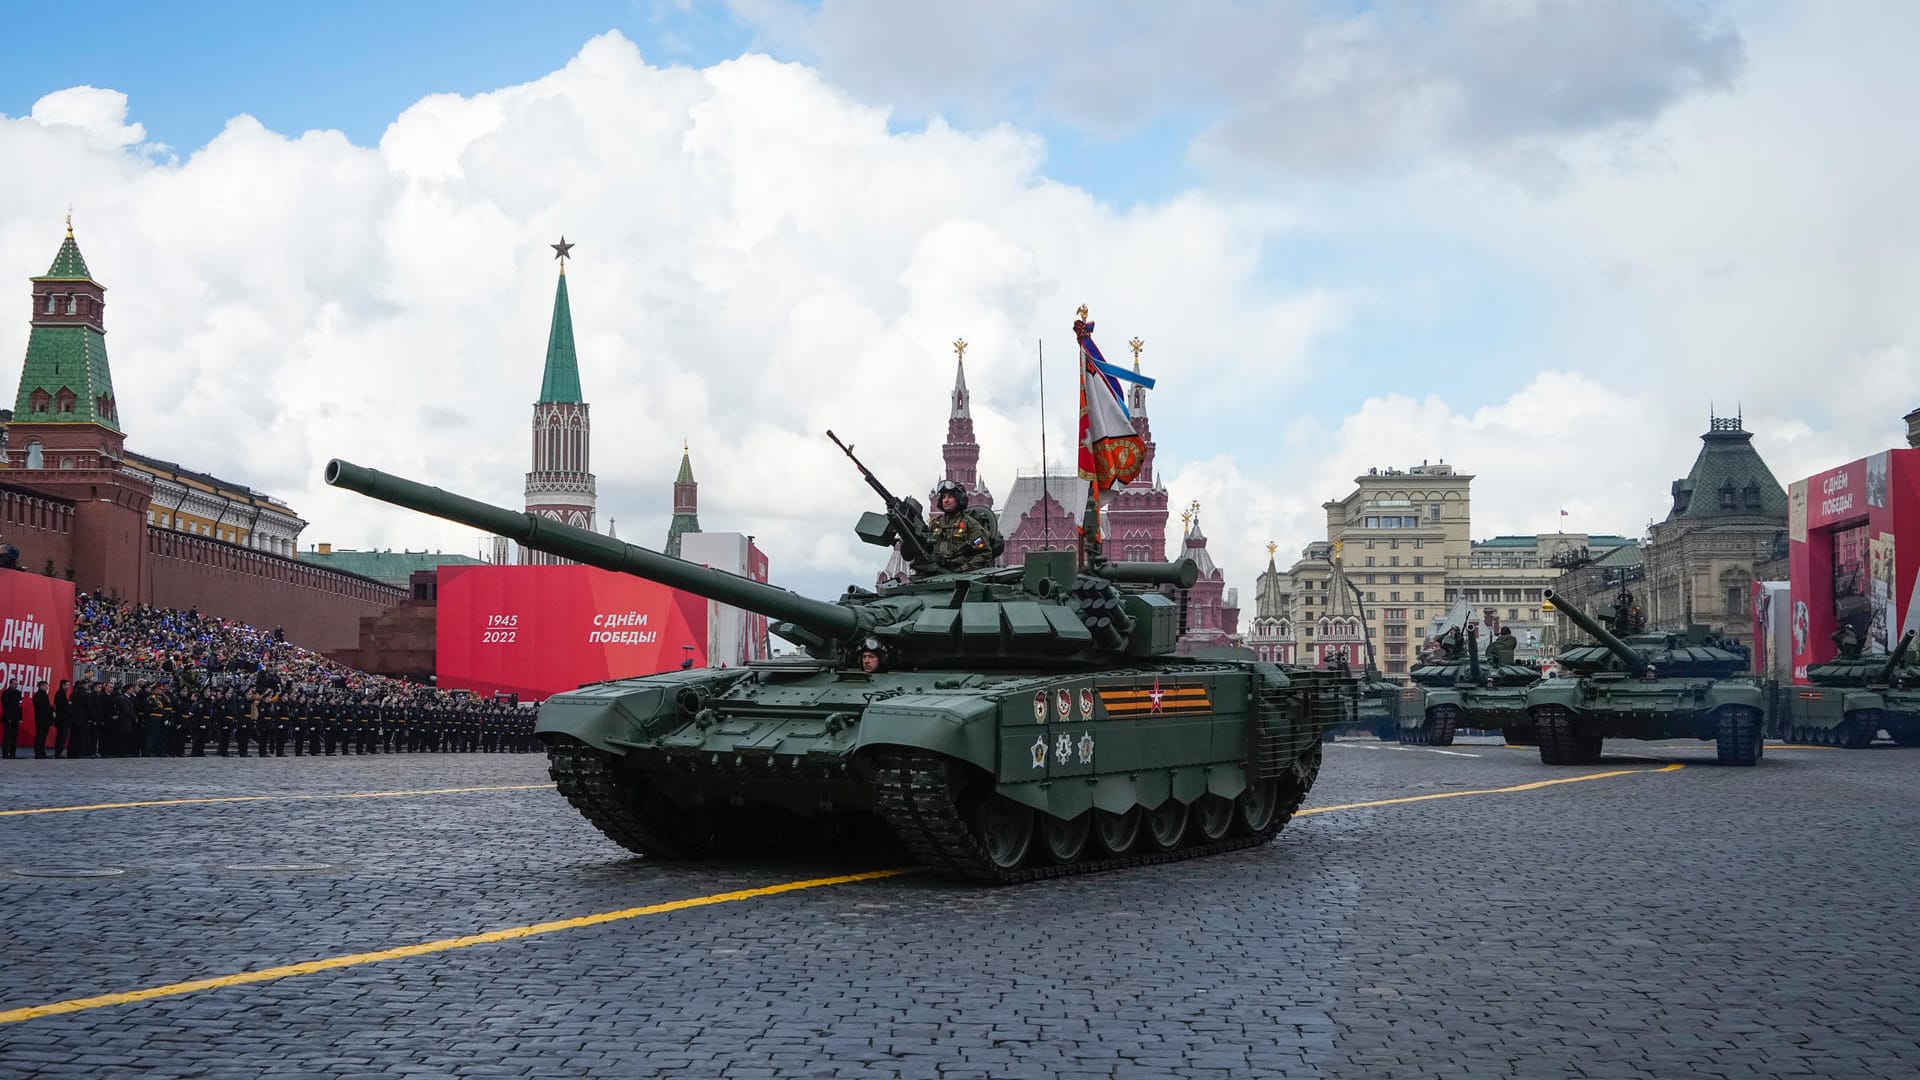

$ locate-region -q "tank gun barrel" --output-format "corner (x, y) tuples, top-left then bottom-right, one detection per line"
(1466, 623), (1482, 685)
(1875, 629), (1917, 685)
(1093, 558), (1200, 589)
(324, 459), (863, 643)
(1542, 588), (1644, 671)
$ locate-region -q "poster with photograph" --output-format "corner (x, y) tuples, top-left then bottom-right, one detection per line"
(1869, 533), (1895, 652)
(1787, 478), (1809, 542)
(1866, 451), (1890, 508)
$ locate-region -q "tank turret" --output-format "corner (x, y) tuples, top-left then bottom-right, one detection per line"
(326, 459), (1199, 667)
(1875, 629), (1917, 686)
(1542, 588), (1644, 672)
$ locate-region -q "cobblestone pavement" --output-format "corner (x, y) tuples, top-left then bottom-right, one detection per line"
(3, 738), (1917, 1079)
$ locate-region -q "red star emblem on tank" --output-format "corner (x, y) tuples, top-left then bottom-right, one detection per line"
(1149, 678), (1165, 713)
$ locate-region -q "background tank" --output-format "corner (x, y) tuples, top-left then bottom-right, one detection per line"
(1526, 587), (1767, 766)
(1397, 624), (1541, 746)
(326, 459), (1354, 884)
(1782, 629), (1915, 747)
(1320, 658), (1400, 742)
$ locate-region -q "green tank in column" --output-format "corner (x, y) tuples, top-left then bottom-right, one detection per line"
(1526, 587), (1768, 767)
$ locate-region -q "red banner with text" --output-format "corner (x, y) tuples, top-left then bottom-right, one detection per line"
(0, 572), (76, 746)
(436, 565), (708, 702)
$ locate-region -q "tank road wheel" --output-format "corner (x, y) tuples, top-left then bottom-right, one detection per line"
(1234, 779), (1281, 835)
(1143, 800), (1190, 852)
(1094, 807), (1143, 855)
(970, 793), (1035, 871)
(1428, 706), (1458, 748)
(1536, 707), (1601, 766)
(1193, 795), (1234, 842)
(1041, 812), (1092, 865)
(1714, 706), (1764, 766)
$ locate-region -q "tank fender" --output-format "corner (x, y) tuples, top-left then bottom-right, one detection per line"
(854, 694), (998, 771)
(535, 669), (751, 753)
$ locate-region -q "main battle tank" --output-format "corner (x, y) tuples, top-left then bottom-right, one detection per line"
(1396, 625), (1541, 746)
(325, 459), (1352, 883)
(1527, 588), (1767, 766)
(1784, 629), (1916, 747)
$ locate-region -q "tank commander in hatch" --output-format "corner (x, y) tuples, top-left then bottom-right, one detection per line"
(927, 479), (1003, 572)
(854, 638), (887, 674)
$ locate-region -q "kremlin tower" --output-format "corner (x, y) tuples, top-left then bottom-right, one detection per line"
(664, 442), (701, 558)
(521, 238), (596, 564)
(940, 340), (993, 509)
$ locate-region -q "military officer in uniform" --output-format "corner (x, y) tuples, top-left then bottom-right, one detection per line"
(927, 480), (1002, 573)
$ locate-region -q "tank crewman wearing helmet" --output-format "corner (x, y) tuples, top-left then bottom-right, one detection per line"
(854, 637), (887, 674)
(927, 480), (1003, 573)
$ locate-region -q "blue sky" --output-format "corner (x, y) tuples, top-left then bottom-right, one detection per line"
(0, 1), (1558, 434)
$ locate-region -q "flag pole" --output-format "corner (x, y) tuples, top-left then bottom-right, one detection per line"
(1038, 338), (1049, 552)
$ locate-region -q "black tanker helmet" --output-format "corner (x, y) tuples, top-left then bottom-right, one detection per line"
(935, 479), (969, 511)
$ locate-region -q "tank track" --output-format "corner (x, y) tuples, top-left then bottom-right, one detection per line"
(1535, 705), (1601, 765)
(1400, 706), (1457, 747)
(1714, 706), (1764, 766)
(547, 741), (691, 858)
(868, 749), (1307, 885)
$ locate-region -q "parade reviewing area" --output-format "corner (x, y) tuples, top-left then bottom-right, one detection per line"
(3, 738), (1918, 1078)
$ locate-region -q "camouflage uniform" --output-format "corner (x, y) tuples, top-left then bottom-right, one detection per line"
(928, 507), (1002, 572)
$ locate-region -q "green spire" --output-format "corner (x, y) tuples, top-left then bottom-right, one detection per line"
(17, 221), (118, 432)
(39, 218), (91, 280)
(537, 269), (583, 404)
(665, 442), (700, 558)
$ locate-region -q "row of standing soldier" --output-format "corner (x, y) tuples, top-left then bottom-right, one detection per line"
(17, 681), (537, 759)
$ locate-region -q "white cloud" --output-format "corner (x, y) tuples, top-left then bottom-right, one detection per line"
(27, 86), (150, 150)
(2, 9), (1915, 625)
(0, 33), (1335, 602)
(728, 0), (1744, 178)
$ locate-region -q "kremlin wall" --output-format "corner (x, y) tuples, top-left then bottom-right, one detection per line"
(7, 220), (1918, 694)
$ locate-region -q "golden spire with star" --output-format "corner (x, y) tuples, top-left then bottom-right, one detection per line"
(551, 235), (575, 274)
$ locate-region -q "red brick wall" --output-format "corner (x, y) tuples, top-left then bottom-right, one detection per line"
(0, 480), (75, 577)
(144, 529), (405, 655)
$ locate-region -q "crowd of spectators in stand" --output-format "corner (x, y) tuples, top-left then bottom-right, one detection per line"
(2, 594), (533, 760)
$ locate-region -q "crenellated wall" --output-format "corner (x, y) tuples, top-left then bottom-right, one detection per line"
(144, 528), (405, 654)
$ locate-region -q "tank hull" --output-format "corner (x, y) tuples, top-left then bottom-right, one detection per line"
(1395, 685), (1536, 746)
(1774, 684), (1888, 748)
(538, 658), (1348, 883)
(1525, 677), (1769, 766)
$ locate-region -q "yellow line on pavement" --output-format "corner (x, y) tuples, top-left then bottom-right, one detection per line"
(1299, 762), (1684, 816)
(0, 868), (913, 1025)
(0, 759), (1685, 1025)
(0, 783), (555, 818)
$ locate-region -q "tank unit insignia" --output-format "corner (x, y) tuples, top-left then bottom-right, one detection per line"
(1078, 687), (1094, 720)
(1054, 732), (1072, 764)
(1098, 683), (1212, 717)
(1032, 692), (1048, 722)
(1055, 688), (1072, 721)
(1029, 735), (1048, 768)
(1076, 732), (1095, 764)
